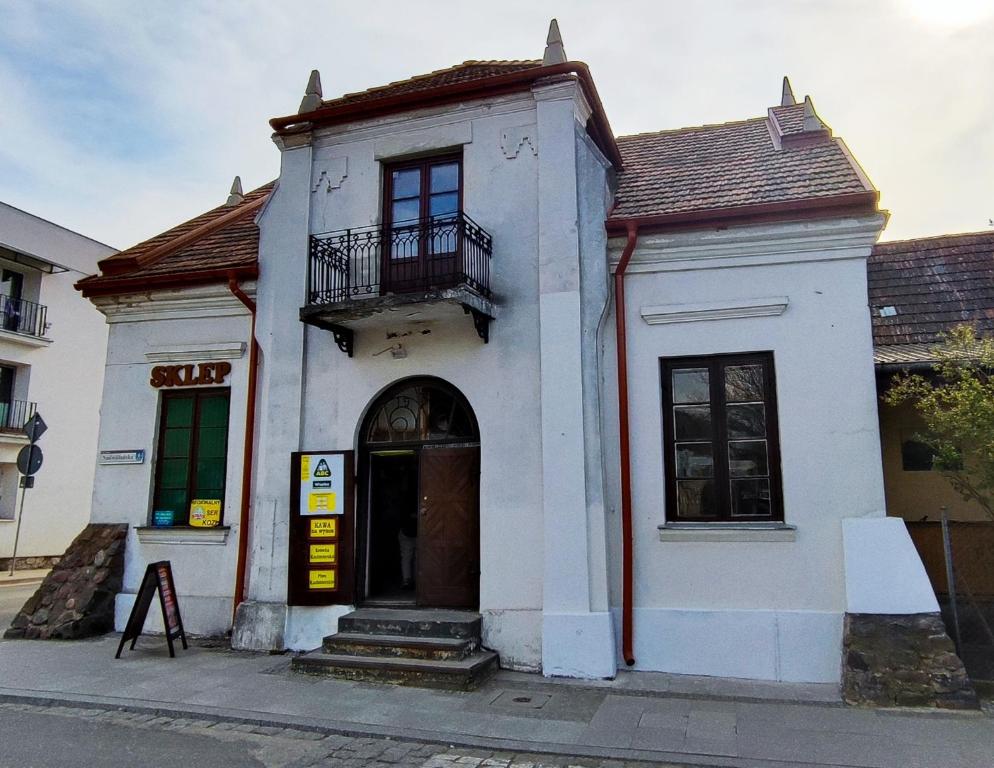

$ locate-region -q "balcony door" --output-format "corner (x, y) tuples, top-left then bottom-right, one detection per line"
(382, 155), (461, 294)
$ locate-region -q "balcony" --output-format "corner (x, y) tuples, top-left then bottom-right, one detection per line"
(0, 400), (36, 435)
(0, 295), (48, 340)
(300, 213), (496, 356)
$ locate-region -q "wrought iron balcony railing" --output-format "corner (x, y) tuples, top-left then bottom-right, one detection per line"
(0, 400), (37, 433)
(308, 213), (493, 306)
(0, 295), (48, 338)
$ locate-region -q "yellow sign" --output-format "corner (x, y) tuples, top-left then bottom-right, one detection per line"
(307, 492), (337, 514)
(309, 543), (337, 564)
(301, 455), (310, 481)
(310, 518), (337, 538)
(189, 499), (221, 528)
(309, 569), (336, 589)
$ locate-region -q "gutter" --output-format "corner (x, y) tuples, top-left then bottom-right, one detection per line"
(76, 264), (259, 298)
(614, 221), (639, 666)
(270, 61), (623, 170)
(227, 274), (260, 622)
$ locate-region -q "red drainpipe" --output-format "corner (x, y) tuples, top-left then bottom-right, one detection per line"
(615, 221), (639, 666)
(227, 274), (259, 622)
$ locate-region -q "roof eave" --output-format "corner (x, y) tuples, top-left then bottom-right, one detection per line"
(76, 264), (259, 299)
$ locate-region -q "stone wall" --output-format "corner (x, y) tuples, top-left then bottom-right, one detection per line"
(842, 613), (978, 709)
(4, 524), (127, 640)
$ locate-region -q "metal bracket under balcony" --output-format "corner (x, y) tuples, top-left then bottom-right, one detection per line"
(301, 214), (496, 357)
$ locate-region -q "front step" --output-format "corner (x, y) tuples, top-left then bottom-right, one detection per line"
(324, 632), (475, 661)
(293, 608), (497, 691)
(292, 648), (499, 691)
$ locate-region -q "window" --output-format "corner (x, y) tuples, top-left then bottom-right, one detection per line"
(152, 389), (230, 527)
(384, 155), (461, 261)
(661, 353), (783, 522)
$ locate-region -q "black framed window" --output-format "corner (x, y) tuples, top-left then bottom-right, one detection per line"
(661, 353), (783, 522)
(152, 389), (230, 527)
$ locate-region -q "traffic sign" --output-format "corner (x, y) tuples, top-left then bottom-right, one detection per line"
(16, 444), (43, 476)
(22, 412), (47, 443)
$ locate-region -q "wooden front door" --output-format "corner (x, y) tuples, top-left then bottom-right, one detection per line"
(417, 446), (480, 608)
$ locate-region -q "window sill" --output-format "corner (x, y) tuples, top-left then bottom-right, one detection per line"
(658, 523), (796, 542)
(135, 526), (230, 545)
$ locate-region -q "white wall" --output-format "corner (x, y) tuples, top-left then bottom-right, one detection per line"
(89, 285), (253, 636)
(0, 202), (115, 560)
(601, 215), (889, 682)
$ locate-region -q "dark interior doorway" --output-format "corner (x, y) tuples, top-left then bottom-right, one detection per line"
(367, 452), (419, 603)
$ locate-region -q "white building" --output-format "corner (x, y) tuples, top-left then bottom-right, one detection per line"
(0, 202), (115, 566)
(78, 25), (945, 689)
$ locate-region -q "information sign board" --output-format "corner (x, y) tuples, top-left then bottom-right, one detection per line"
(115, 561), (188, 659)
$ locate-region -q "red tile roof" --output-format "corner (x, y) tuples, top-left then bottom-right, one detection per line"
(611, 104), (874, 222)
(869, 231), (994, 351)
(76, 182), (273, 297)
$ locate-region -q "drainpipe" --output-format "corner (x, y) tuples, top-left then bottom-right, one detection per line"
(615, 221), (638, 666)
(227, 274), (259, 623)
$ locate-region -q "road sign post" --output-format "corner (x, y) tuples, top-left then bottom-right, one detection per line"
(8, 411), (45, 577)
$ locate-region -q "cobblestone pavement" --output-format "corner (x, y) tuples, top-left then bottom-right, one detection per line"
(0, 702), (686, 768)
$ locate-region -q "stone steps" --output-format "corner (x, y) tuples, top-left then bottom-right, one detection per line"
(291, 608), (497, 690)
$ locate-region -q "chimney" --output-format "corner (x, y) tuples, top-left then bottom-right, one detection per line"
(225, 176), (244, 206)
(298, 69), (323, 114)
(543, 19), (567, 65)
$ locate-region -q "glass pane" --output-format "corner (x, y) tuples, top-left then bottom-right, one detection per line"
(430, 162), (459, 193)
(429, 191), (458, 218)
(391, 226), (419, 260)
(199, 395), (229, 428)
(675, 443), (713, 479)
(165, 397), (194, 428)
(163, 428), (191, 458)
(392, 168), (421, 199)
(675, 479), (716, 518)
(197, 427), (227, 458)
(157, 489), (187, 515)
(673, 405), (711, 440)
(727, 403), (766, 439)
(725, 364), (764, 403)
(672, 368), (709, 404)
(195, 458), (226, 491)
(160, 458), (189, 489)
(731, 478), (772, 517)
(728, 440), (769, 477)
(392, 198), (419, 224)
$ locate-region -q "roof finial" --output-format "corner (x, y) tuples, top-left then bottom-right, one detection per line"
(802, 95), (825, 131)
(543, 19), (567, 65)
(298, 69), (323, 114)
(225, 175), (244, 206)
(781, 76), (796, 107)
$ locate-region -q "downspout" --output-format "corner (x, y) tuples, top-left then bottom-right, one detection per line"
(227, 274), (259, 623)
(615, 221), (638, 666)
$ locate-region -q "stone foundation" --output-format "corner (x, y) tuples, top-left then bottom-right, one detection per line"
(842, 613), (978, 709)
(4, 524), (127, 640)
(0, 554), (62, 571)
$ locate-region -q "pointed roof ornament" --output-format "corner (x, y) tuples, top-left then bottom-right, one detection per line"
(542, 18), (567, 65)
(802, 95), (825, 132)
(298, 69), (323, 114)
(225, 175), (244, 206)
(781, 76), (796, 107)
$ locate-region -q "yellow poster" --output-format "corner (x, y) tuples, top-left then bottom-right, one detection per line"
(309, 543), (337, 563)
(307, 492), (337, 514)
(309, 569), (336, 589)
(310, 518), (337, 538)
(189, 499), (221, 528)
(300, 455), (310, 481)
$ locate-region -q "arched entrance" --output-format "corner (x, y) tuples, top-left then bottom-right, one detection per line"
(358, 377), (480, 609)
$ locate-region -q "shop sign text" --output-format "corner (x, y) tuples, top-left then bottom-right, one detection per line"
(150, 362), (231, 388)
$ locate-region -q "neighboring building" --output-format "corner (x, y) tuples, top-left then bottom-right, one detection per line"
(77, 24), (940, 685)
(0, 202), (116, 565)
(870, 231), (994, 523)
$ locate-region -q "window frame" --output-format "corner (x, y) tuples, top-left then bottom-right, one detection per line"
(660, 352), (784, 523)
(151, 387), (231, 527)
(382, 153), (463, 231)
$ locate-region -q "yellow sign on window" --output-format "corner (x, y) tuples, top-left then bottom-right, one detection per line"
(309, 543), (337, 564)
(309, 569), (336, 590)
(310, 518), (337, 538)
(307, 492), (337, 514)
(189, 499), (221, 528)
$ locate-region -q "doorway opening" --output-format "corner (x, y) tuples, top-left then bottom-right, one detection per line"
(358, 378), (480, 609)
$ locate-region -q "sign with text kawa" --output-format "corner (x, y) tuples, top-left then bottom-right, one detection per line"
(288, 450), (354, 607)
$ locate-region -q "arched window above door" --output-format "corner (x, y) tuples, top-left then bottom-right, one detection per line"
(364, 380), (478, 445)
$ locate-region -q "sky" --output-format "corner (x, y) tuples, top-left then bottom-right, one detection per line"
(0, 0), (992, 251)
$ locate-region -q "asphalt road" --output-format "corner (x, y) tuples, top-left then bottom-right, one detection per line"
(0, 583), (35, 630)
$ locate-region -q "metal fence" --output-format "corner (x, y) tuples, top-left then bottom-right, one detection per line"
(0, 295), (47, 338)
(0, 400), (36, 433)
(308, 213), (493, 305)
